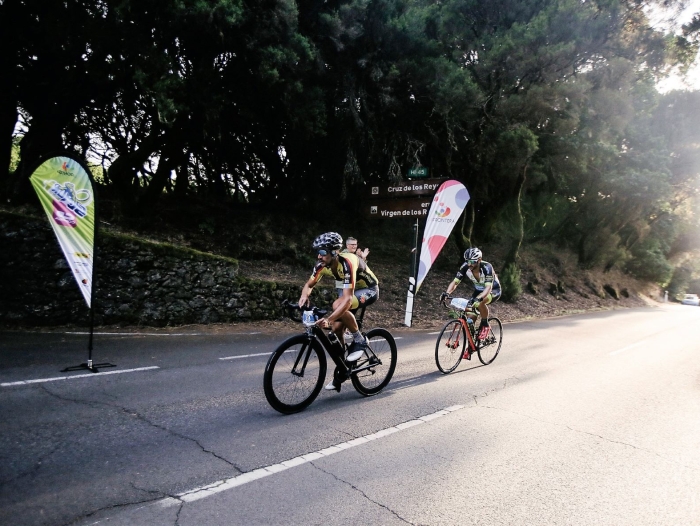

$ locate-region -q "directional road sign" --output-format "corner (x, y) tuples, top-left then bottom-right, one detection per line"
(408, 167), (429, 178)
(368, 178), (445, 199)
(366, 198), (432, 219)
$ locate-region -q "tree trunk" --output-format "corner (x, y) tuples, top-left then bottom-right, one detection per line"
(0, 2), (17, 198)
(0, 101), (16, 198)
(210, 163), (227, 202)
(173, 156), (190, 199)
(107, 130), (162, 210)
(504, 163), (528, 266)
(456, 198), (475, 258)
(11, 117), (66, 203)
(137, 145), (184, 212)
(577, 231), (588, 265)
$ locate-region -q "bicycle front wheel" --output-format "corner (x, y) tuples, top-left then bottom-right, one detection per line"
(263, 335), (327, 414)
(351, 328), (397, 396)
(477, 317), (503, 365)
(435, 319), (466, 374)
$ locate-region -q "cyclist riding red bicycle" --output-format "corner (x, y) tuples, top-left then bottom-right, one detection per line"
(440, 247), (501, 341)
(299, 232), (380, 391)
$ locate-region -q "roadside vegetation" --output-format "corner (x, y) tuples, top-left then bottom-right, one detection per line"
(2, 0), (700, 303)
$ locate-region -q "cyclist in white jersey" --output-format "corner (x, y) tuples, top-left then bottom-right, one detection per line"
(440, 247), (501, 340)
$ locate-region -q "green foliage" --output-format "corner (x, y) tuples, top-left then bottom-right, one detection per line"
(9, 137), (20, 174)
(687, 275), (700, 295)
(198, 217), (216, 236)
(87, 163), (105, 185)
(579, 228), (629, 270)
(666, 256), (700, 299)
(2, 0), (698, 282)
(500, 263), (522, 303)
(667, 264), (693, 300)
(625, 239), (673, 284)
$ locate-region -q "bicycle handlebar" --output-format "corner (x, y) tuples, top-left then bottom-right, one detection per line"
(281, 299), (328, 320)
(440, 295), (475, 311)
(439, 293), (452, 308)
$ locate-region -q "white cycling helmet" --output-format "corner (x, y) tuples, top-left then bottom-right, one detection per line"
(463, 247), (482, 261)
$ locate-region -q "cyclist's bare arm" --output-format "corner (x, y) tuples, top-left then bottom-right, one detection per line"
(300, 279), (358, 333)
(445, 279), (460, 296)
(298, 278), (317, 307)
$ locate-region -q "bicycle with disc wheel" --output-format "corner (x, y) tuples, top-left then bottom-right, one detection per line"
(263, 300), (398, 414)
(434, 295), (503, 374)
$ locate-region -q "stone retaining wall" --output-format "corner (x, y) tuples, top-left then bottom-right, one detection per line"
(0, 210), (332, 326)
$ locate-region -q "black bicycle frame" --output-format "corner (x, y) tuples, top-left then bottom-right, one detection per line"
(294, 326), (382, 377)
(312, 327), (350, 370)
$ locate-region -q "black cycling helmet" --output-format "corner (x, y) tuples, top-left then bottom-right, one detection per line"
(312, 232), (343, 253)
(463, 247), (482, 261)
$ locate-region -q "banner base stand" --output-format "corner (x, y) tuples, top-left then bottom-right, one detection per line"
(61, 361), (116, 373)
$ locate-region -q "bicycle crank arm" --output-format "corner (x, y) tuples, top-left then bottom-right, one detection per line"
(350, 360), (382, 374)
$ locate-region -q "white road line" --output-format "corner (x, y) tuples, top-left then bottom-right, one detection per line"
(31, 331), (262, 336)
(428, 331), (441, 335)
(609, 341), (645, 356)
(64, 332), (203, 336)
(220, 352), (270, 361)
(220, 336), (403, 360)
(1, 366), (160, 387)
(157, 404), (466, 508)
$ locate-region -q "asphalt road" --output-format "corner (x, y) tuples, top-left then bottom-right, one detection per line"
(1, 305), (699, 525)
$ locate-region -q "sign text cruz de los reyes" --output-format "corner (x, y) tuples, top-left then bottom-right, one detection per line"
(369, 178), (444, 198)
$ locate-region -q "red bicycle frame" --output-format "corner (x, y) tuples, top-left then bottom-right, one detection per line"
(448, 315), (477, 358)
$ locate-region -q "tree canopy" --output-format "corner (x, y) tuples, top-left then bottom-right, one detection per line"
(3, 0), (700, 293)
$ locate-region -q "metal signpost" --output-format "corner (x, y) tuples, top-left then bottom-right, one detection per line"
(365, 171), (445, 326)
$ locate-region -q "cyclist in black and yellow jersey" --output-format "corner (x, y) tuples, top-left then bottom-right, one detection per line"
(440, 247), (501, 341)
(299, 232), (380, 391)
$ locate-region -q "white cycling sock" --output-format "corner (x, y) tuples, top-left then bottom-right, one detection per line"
(352, 331), (364, 343)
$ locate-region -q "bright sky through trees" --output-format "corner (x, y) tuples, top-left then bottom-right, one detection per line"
(651, 1), (700, 91)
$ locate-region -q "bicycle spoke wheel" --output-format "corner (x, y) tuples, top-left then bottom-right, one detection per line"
(435, 319), (465, 374)
(350, 328), (397, 396)
(477, 317), (503, 365)
(263, 335), (327, 414)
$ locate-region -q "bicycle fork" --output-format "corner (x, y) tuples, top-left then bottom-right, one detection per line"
(445, 320), (477, 359)
(290, 340), (315, 378)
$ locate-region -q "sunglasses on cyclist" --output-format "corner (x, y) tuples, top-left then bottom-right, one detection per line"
(317, 249), (330, 256)
(467, 259), (478, 266)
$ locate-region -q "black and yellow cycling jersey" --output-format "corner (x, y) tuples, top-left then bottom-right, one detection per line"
(310, 252), (379, 290)
(310, 252), (379, 309)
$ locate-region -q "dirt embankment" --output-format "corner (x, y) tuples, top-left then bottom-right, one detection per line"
(235, 242), (662, 332)
(3, 203), (661, 332)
